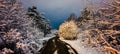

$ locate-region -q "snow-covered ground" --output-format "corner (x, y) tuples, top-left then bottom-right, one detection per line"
(62, 37), (103, 54)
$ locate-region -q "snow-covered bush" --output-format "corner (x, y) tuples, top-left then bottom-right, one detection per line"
(58, 20), (79, 40)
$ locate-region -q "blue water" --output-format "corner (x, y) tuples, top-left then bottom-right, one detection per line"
(43, 10), (79, 29)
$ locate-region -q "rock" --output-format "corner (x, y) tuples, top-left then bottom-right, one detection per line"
(39, 36), (78, 54)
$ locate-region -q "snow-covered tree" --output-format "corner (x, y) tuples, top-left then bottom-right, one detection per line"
(76, 0), (120, 54)
(0, 0), (52, 54)
(66, 13), (76, 21)
(27, 6), (51, 36)
(0, 0), (30, 54)
(97, 0), (120, 52)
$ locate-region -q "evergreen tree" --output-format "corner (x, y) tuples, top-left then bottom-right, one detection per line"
(27, 6), (51, 36)
(76, 8), (94, 28)
(77, 8), (91, 22)
(66, 13), (76, 21)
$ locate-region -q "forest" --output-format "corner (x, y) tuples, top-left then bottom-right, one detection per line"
(0, 0), (120, 54)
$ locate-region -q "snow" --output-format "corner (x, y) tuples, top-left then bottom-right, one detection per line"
(60, 33), (104, 54)
(62, 39), (103, 54)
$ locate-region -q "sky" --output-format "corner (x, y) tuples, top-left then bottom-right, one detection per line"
(20, 0), (100, 29)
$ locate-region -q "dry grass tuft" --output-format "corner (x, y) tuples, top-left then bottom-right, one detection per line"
(58, 20), (79, 40)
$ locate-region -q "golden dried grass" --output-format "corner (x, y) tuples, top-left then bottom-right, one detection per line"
(58, 20), (79, 40)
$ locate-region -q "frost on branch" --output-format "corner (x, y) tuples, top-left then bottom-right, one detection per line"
(76, 0), (120, 54)
(27, 6), (51, 37)
(0, 0), (54, 54)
